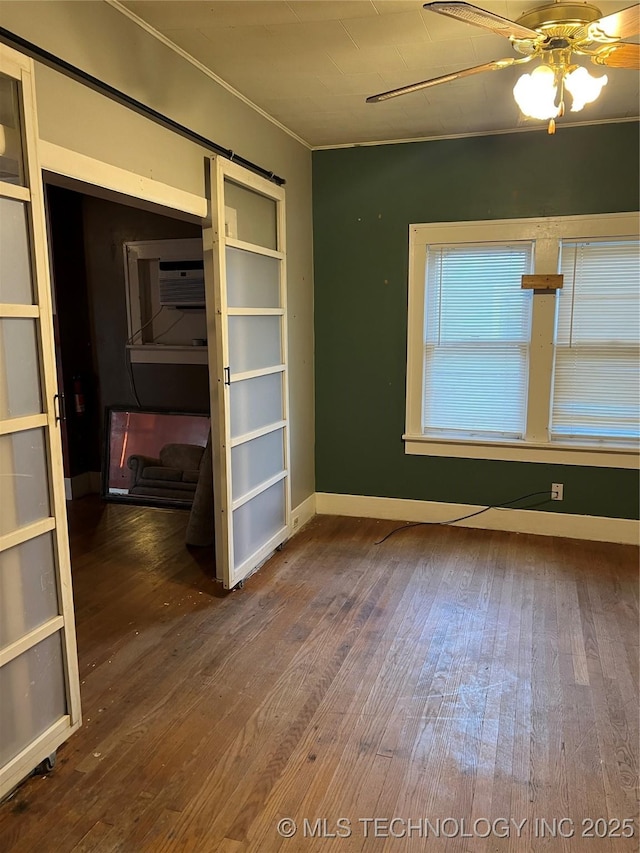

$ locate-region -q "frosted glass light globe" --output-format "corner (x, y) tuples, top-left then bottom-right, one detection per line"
(513, 65), (560, 121)
(565, 66), (608, 112)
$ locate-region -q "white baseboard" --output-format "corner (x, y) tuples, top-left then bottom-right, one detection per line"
(64, 472), (102, 500)
(315, 492), (639, 546)
(291, 493), (316, 535)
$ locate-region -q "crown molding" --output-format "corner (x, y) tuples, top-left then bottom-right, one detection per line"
(105, 0), (311, 151)
(311, 116), (640, 151)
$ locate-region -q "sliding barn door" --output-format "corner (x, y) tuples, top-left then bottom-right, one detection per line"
(0, 45), (81, 799)
(204, 156), (291, 589)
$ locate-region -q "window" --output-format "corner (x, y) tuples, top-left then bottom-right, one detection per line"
(423, 242), (532, 440)
(552, 239), (640, 443)
(123, 238), (208, 366)
(405, 214), (639, 468)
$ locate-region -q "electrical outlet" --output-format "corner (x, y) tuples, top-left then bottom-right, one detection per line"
(551, 483), (564, 501)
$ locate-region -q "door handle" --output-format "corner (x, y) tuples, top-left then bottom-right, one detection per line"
(54, 393), (66, 423)
(224, 366), (231, 386)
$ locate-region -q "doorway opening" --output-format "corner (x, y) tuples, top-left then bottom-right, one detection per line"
(44, 182), (210, 506)
(41, 179), (219, 744)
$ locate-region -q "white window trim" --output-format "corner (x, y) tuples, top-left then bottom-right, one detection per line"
(405, 212), (640, 469)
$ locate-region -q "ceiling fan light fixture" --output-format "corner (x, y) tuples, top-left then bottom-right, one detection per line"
(367, 1), (639, 131)
(513, 64), (560, 120)
(564, 66), (608, 111)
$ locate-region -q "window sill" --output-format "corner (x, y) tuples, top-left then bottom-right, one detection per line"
(403, 434), (639, 469)
(127, 344), (208, 365)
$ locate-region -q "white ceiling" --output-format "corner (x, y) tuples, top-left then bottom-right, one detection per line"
(118, 0), (640, 147)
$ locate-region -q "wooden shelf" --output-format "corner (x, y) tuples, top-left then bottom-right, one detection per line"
(127, 344), (208, 365)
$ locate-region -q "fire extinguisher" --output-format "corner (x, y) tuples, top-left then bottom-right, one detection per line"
(73, 375), (85, 415)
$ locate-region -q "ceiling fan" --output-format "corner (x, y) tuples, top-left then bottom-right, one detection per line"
(366, 1), (640, 132)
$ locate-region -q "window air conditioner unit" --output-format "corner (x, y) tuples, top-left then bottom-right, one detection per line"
(158, 260), (205, 307)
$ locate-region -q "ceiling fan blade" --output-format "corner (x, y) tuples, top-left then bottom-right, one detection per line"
(592, 42), (640, 69)
(587, 3), (640, 41)
(366, 59), (517, 103)
(423, 2), (539, 40)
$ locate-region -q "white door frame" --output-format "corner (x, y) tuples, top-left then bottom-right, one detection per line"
(39, 140), (207, 220)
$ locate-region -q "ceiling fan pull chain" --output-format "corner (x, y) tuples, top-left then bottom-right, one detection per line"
(558, 71), (566, 118)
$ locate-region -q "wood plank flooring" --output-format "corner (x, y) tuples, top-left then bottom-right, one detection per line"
(0, 498), (638, 852)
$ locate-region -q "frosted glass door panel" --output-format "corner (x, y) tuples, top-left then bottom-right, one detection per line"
(226, 248), (280, 308)
(0, 319), (42, 418)
(0, 51), (81, 798)
(233, 479), (285, 569)
(0, 533), (59, 647)
(0, 198), (33, 303)
(231, 428), (284, 501)
(230, 372), (282, 438)
(224, 180), (277, 250)
(208, 156), (289, 590)
(0, 75), (24, 186)
(228, 315), (281, 373)
(0, 632), (67, 765)
(0, 428), (50, 535)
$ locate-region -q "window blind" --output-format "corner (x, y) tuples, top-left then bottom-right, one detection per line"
(422, 242), (533, 439)
(551, 239), (640, 444)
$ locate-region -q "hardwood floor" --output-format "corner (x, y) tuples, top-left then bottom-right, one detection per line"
(0, 498), (638, 852)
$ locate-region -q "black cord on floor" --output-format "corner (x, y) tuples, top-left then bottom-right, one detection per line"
(126, 348), (142, 408)
(375, 490), (553, 545)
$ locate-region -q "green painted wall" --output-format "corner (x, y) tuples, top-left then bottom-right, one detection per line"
(313, 122), (639, 519)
